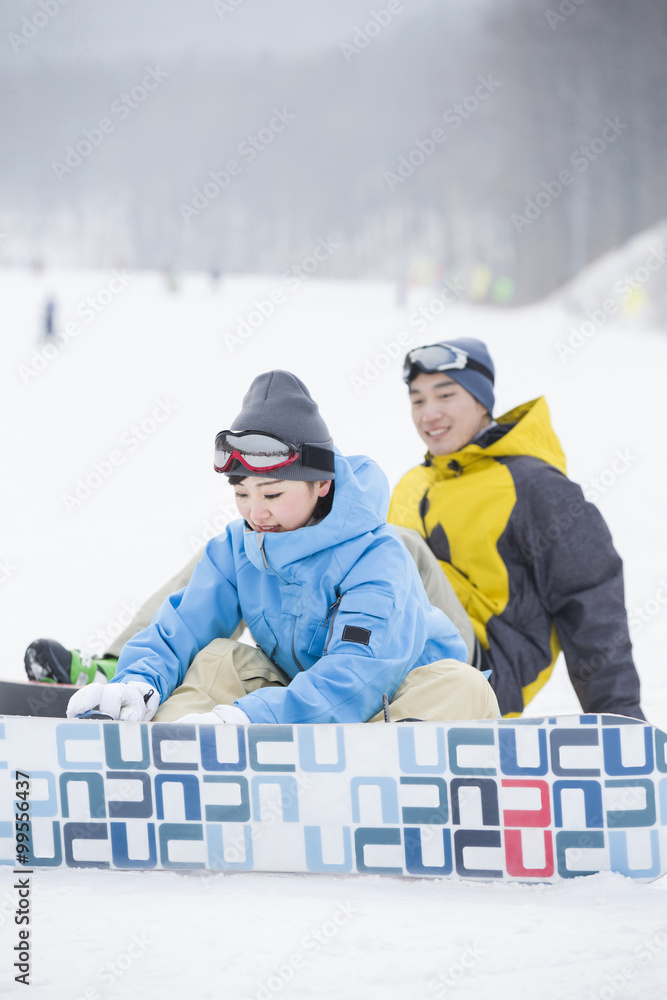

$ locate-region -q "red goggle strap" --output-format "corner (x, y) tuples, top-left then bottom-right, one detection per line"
(215, 441), (334, 474)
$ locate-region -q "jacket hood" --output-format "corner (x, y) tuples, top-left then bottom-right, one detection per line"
(428, 396), (567, 477)
(241, 449), (389, 574)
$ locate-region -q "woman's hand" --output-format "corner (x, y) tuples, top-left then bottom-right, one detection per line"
(67, 681), (159, 721)
(175, 705), (250, 725)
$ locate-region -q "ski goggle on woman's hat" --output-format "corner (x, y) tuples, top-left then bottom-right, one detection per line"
(214, 370), (336, 481)
(402, 338), (495, 414)
(214, 429), (335, 475)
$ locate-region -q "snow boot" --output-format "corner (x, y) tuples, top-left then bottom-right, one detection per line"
(24, 638), (118, 686)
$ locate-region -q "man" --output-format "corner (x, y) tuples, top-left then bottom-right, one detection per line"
(388, 338), (644, 719)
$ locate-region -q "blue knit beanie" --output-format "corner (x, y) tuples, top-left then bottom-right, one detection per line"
(407, 338), (495, 414)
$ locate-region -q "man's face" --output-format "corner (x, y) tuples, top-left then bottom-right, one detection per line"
(409, 371), (491, 456)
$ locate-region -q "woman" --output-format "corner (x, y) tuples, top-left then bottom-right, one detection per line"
(67, 369), (498, 724)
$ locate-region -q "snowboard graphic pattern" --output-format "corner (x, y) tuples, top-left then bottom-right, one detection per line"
(1, 714), (665, 881)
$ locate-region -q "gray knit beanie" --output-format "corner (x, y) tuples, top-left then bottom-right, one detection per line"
(226, 370), (335, 481)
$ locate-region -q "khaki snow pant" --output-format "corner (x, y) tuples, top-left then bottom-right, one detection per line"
(106, 526), (477, 663)
(153, 637), (498, 723)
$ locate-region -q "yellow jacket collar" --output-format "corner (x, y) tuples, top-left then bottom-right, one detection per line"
(427, 396), (567, 477)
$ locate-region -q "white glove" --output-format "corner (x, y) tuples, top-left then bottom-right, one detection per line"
(175, 704), (250, 725)
(67, 681), (159, 721)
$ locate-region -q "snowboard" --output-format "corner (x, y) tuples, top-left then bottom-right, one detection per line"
(2, 713), (665, 883)
(0, 679), (76, 718)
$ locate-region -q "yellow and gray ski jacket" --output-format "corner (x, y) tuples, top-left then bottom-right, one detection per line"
(388, 397), (643, 718)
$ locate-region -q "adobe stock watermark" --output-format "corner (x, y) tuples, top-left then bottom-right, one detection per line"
(628, 579), (667, 636)
(17, 270), (134, 384)
(384, 76), (501, 191)
(223, 235), (340, 352)
(0, 886), (16, 928)
(8, 0), (70, 54)
(220, 771), (317, 867)
(243, 901), (358, 1000)
(340, 0), (408, 62)
(51, 67), (169, 180)
(83, 600), (141, 658)
(511, 118), (628, 233)
(179, 107), (296, 223)
(66, 932), (153, 999)
(555, 243), (667, 361)
(519, 450), (637, 564)
(61, 397), (179, 514)
(213, 0), (245, 18)
(546, 0), (587, 31)
(587, 925), (667, 1000)
(350, 277), (467, 393)
(571, 626), (633, 687)
(418, 943), (486, 998)
(0, 558), (17, 585)
(582, 449), (638, 503)
(188, 500), (239, 552)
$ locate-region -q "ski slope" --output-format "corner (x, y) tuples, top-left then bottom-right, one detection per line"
(1, 235), (667, 998)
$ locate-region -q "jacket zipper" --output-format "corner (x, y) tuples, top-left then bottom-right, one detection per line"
(291, 630), (305, 672)
(258, 533), (307, 671)
(322, 594), (343, 655)
(257, 533), (289, 582)
(419, 490), (430, 540)
(258, 534), (270, 571)
(257, 534), (343, 669)
(293, 591), (343, 670)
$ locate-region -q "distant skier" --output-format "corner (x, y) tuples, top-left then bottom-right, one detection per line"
(64, 370), (497, 724)
(43, 296), (56, 340)
(164, 267), (180, 293)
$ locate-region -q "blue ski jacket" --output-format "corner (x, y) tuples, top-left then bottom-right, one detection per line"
(113, 451), (469, 723)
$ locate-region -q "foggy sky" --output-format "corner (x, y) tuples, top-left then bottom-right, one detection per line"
(2, 0), (665, 302)
(1, 0), (466, 61)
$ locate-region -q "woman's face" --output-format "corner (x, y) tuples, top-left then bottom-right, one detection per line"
(232, 477), (331, 532)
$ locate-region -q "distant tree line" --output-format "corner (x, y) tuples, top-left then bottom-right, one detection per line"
(1, 0), (665, 302)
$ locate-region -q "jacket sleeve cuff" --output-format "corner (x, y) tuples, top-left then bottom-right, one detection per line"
(234, 693), (279, 724)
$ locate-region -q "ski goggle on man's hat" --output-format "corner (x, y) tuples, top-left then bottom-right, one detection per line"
(214, 370), (336, 481)
(402, 338), (495, 414)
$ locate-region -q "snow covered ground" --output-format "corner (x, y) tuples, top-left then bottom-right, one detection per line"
(1, 234), (667, 998)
